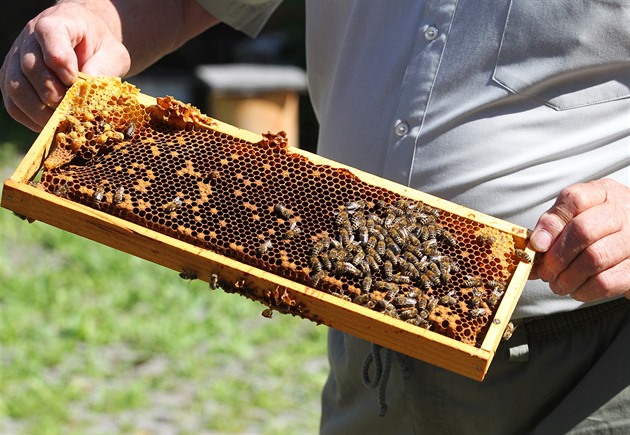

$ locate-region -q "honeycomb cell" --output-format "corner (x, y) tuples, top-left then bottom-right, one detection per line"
(39, 77), (523, 347)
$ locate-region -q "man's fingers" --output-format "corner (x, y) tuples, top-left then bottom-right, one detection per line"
(3, 57), (55, 130)
(20, 38), (67, 109)
(569, 258), (630, 302)
(536, 201), (624, 283)
(530, 181), (609, 252)
(551, 227), (630, 295)
(2, 96), (48, 132)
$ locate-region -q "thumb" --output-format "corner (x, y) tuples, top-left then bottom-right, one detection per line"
(529, 182), (607, 253)
(80, 35), (131, 78)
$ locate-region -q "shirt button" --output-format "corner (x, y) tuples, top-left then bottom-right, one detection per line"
(425, 26), (439, 41)
(395, 121), (409, 136)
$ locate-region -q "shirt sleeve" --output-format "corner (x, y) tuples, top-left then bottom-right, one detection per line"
(195, 0), (283, 37)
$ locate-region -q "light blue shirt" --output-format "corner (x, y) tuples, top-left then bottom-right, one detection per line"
(199, 0), (630, 318)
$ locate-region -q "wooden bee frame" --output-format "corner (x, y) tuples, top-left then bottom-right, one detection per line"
(1, 75), (534, 381)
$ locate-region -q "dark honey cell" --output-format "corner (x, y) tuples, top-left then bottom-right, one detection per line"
(39, 78), (520, 347)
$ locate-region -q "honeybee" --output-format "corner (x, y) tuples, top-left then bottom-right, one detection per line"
(335, 209), (351, 229)
(399, 308), (418, 320)
(428, 261), (441, 277)
(389, 274), (411, 285)
(179, 269), (198, 280)
(54, 184), (69, 197)
(257, 240), (273, 256)
(407, 233), (421, 247)
(328, 248), (342, 262)
(209, 273), (219, 290)
(361, 276), (373, 293)
(393, 198), (408, 210)
(335, 261), (363, 277)
(283, 221), (302, 239)
(366, 217), (376, 230)
(394, 295), (416, 307)
(124, 121), (136, 139)
(407, 244), (425, 260)
(416, 212), (432, 226)
(113, 186), (125, 204)
(310, 256), (323, 274)
(357, 225), (369, 245)
(436, 255), (453, 275)
(419, 274), (433, 291)
(358, 259), (371, 276)
(311, 239), (326, 256)
(441, 230), (457, 247)
(366, 255), (380, 273)
(375, 298), (396, 313)
(165, 196), (183, 213)
(382, 260), (394, 278)
(426, 269), (441, 286)
(206, 170), (221, 185)
(274, 202), (292, 219)
(476, 234), (496, 247)
(385, 237), (402, 255)
(417, 308), (430, 321)
(373, 280), (399, 293)
(280, 289), (296, 307)
(422, 238), (438, 256)
(261, 308), (273, 318)
(424, 205), (441, 219)
(352, 249), (366, 266)
(339, 228), (351, 246)
(514, 248), (532, 263)
(486, 289), (504, 307)
(502, 321), (516, 341)
(469, 307), (487, 318)
(310, 270), (326, 286)
(350, 212), (365, 231)
(391, 226), (409, 247)
(416, 296), (428, 310)
(427, 296), (439, 311)
(463, 276), (483, 288)
(93, 184), (105, 204)
(320, 252), (333, 271)
(384, 249), (399, 267)
(384, 212), (397, 229)
(374, 199), (388, 210)
(355, 293), (372, 306)
(468, 288), (483, 308)
(346, 200), (366, 212)
(439, 290), (459, 306)
(485, 280), (505, 290)
(376, 240), (386, 256)
(402, 262), (420, 279)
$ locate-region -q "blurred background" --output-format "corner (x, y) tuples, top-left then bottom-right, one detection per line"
(1, 1), (328, 433)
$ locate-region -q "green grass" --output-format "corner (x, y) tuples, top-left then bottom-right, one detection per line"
(0, 143), (329, 434)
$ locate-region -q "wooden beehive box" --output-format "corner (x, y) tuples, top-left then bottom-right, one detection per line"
(1, 76), (534, 381)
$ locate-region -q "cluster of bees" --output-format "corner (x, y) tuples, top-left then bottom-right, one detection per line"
(307, 199), (517, 329)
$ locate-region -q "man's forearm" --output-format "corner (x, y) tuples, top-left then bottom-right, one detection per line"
(57, 0), (219, 76)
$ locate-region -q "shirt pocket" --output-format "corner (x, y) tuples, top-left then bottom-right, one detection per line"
(492, 0), (630, 111)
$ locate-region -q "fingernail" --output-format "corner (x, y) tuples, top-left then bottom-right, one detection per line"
(530, 230), (552, 252)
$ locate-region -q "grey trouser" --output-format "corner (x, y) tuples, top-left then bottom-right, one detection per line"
(321, 298), (630, 434)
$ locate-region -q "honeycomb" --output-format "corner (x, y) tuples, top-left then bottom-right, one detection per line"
(37, 77), (529, 346)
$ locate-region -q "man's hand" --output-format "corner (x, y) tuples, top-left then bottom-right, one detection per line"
(0, 2), (130, 131)
(1, 0), (218, 132)
(529, 178), (630, 302)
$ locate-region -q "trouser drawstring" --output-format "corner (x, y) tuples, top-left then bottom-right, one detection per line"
(361, 343), (412, 417)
